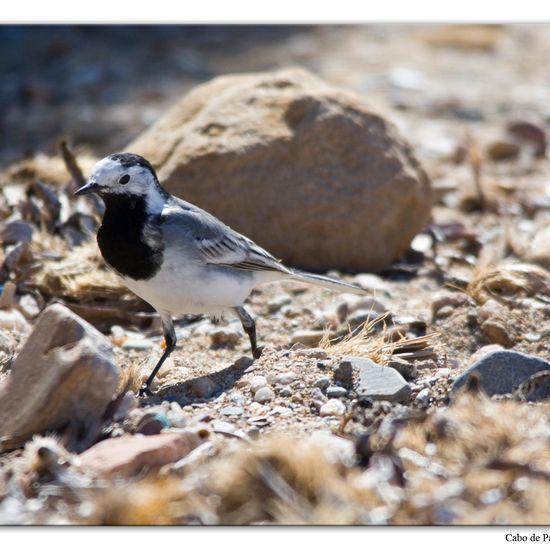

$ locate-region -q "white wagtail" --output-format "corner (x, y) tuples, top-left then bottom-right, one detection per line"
(75, 153), (365, 395)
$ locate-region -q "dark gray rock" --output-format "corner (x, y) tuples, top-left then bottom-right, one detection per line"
(326, 385), (348, 398)
(333, 361), (354, 389)
(387, 357), (417, 381)
(452, 350), (550, 397)
(0, 220), (33, 245)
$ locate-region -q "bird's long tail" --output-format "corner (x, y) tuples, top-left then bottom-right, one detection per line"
(289, 269), (365, 295)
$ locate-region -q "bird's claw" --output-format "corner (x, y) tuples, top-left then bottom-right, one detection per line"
(138, 385), (153, 397)
(252, 346), (264, 360)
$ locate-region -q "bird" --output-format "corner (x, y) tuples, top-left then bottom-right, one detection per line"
(75, 152), (366, 396)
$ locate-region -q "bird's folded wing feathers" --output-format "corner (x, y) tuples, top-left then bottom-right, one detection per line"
(160, 200), (292, 274)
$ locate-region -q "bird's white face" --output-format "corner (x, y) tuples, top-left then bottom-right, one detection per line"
(75, 153), (167, 212)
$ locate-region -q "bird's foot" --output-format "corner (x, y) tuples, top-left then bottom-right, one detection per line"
(138, 384), (153, 397)
(252, 346), (264, 360)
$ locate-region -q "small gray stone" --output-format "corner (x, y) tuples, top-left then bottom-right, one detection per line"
(452, 350), (550, 397)
(278, 387), (292, 398)
(314, 377), (331, 391)
(326, 385), (348, 398)
(250, 375), (268, 393)
(267, 294), (292, 313)
(122, 338), (154, 351)
(415, 387), (430, 406)
(229, 392), (246, 405)
(209, 328), (241, 349)
(254, 387), (275, 403)
(274, 372), (297, 385)
(343, 357), (411, 403)
(220, 406), (244, 416)
(319, 399), (346, 417)
(387, 358), (417, 381)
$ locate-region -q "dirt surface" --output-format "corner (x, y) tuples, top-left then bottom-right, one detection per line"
(2, 24), (550, 525)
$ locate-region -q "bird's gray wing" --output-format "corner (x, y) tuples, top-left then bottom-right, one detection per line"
(160, 199), (292, 274)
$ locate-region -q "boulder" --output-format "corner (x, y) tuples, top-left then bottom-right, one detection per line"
(0, 303), (119, 451)
(130, 68), (433, 272)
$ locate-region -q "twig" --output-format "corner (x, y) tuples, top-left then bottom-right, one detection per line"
(59, 140), (86, 191)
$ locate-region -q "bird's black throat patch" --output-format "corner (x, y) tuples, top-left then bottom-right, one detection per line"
(97, 194), (163, 280)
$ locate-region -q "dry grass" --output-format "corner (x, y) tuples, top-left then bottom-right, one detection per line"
(319, 314), (438, 365)
(29, 240), (127, 303)
(1, 152), (98, 188)
(467, 262), (550, 305)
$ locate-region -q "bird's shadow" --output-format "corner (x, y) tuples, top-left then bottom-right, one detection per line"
(140, 355), (256, 407)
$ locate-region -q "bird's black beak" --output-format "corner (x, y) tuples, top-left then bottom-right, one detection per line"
(74, 180), (101, 196)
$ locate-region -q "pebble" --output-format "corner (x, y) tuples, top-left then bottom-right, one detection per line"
(274, 372), (297, 385)
(137, 412), (171, 435)
(250, 375), (268, 393)
(267, 294), (292, 313)
(0, 308), (32, 335)
(486, 140), (520, 161)
(229, 392), (246, 405)
(507, 119), (547, 157)
(209, 328), (241, 348)
(248, 415), (272, 427)
(434, 305), (454, 319)
(326, 386), (348, 398)
(166, 407), (187, 428)
(352, 273), (392, 296)
(122, 338), (154, 351)
(17, 294), (40, 319)
(526, 225), (550, 271)
(290, 329), (325, 347)
(220, 406), (244, 416)
(477, 299), (505, 323)
(310, 387), (327, 410)
(281, 305), (302, 318)
(278, 387), (292, 397)
(387, 358), (417, 381)
(293, 348), (329, 360)
(480, 318), (513, 347)
(319, 399), (346, 417)
(212, 421), (236, 433)
(254, 387), (275, 403)
(314, 377), (331, 391)
(415, 387), (430, 406)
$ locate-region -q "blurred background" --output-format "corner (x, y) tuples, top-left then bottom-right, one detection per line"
(3, 24), (550, 174)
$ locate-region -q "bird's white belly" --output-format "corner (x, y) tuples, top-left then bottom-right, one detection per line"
(120, 262), (255, 316)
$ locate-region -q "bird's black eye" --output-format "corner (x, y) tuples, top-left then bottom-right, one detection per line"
(119, 174), (130, 185)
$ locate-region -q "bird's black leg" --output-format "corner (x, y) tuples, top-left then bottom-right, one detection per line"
(234, 306), (262, 359)
(139, 313), (176, 396)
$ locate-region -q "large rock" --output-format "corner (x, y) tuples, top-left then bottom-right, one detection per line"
(130, 68), (433, 272)
(79, 432), (204, 477)
(0, 303), (119, 451)
(452, 350), (550, 397)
